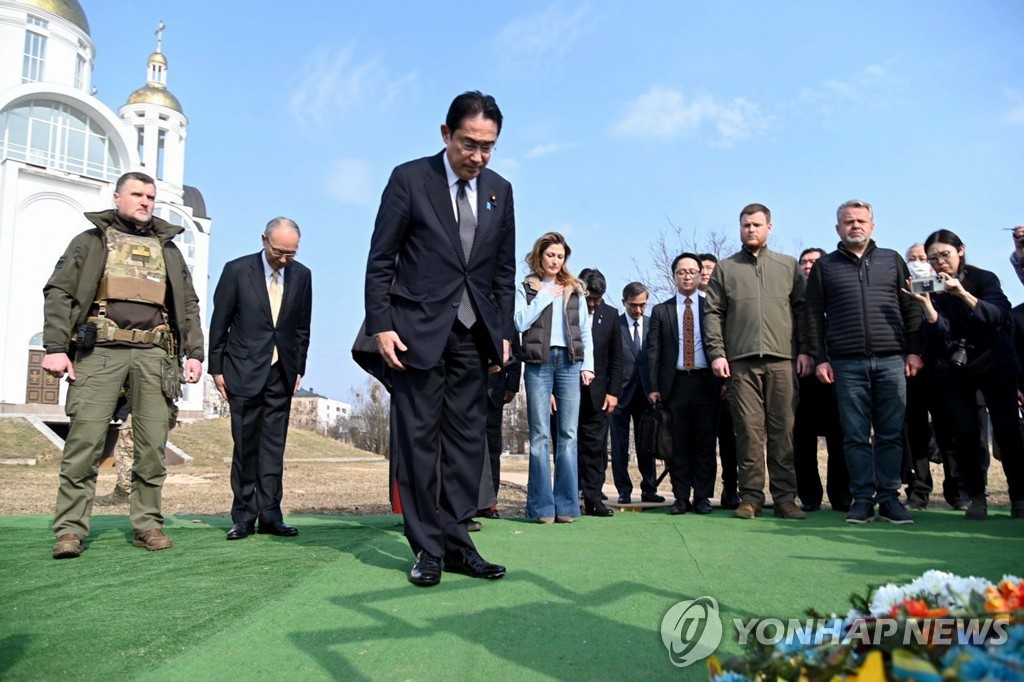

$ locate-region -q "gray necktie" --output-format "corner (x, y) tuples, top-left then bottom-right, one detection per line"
(455, 180), (477, 327)
(633, 319), (642, 354)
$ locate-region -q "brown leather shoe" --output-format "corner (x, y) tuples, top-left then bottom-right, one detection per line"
(554, 515), (575, 524)
(733, 501), (762, 519)
(536, 517), (555, 524)
(53, 533), (83, 559)
(773, 500), (807, 520)
(133, 528), (173, 551)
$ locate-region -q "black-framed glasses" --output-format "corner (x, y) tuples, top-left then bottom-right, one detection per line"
(266, 243), (297, 259)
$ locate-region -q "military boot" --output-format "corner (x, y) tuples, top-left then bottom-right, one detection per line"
(94, 486), (130, 506)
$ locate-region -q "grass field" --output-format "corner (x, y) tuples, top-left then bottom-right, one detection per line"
(1, 508), (1021, 681)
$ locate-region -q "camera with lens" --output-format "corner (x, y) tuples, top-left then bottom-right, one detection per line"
(910, 276), (946, 295)
(949, 339), (968, 369)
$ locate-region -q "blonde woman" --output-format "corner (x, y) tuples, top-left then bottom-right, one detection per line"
(514, 232), (594, 523)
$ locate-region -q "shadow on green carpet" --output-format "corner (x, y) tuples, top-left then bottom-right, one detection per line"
(1, 510), (1021, 681)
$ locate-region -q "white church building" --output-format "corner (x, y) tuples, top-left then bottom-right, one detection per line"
(0, 0), (211, 417)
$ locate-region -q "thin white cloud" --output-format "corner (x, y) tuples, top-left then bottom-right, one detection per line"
(288, 43), (417, 126)
(799, 63), (895, 114)
(494, 3), (593, 65)
(524, 142), (573, 159)
(1002, 89), (1024, 125)
(612, 87), (769, 147)
(324, 158), (374, 206)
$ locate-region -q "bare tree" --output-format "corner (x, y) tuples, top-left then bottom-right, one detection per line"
(633, 218), (738, 301)
(349, 378), (390, 457)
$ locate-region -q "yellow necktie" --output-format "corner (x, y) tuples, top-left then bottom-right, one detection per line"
(269, 270), (281, 365)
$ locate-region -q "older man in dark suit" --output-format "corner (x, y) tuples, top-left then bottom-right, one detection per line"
(575, 269), (623, 517)
(647, 253), (720, 515)
(364, 91), (515, 586)
(608, 282), (664, 504)
(209, 217), (312, 540)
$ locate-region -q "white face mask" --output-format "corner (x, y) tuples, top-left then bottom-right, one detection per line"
(907, 260), (933, 279)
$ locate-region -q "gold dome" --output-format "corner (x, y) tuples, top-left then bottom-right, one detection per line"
(148, 51), (167, 66)
(126, 85), (183, 114)
(12, 0), (90, 35)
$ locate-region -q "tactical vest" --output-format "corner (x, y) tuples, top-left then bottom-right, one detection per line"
(97, 225), (167, 306)
(87, 226), (171, 348)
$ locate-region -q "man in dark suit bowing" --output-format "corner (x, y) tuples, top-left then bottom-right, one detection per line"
(364, 91), (515, 587)
(647, 253), (720, 515)
(576, 269), (623, 517)
(209, 217), (312, 540)
(609, 282), (664, 504)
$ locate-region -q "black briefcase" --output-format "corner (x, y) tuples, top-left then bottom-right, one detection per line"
(638, 403), (672, 461)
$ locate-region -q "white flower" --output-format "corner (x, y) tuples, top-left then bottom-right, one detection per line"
(868, 583), (907, 617)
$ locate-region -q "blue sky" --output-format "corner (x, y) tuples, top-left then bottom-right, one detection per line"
(82, 0), (1024, 401)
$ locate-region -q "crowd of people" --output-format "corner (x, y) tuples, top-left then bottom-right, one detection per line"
(509, 202), (1024, 531)
(45, 89), (1021, 589)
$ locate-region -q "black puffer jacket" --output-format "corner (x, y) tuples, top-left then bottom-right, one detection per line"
(805, 240), (921, 362)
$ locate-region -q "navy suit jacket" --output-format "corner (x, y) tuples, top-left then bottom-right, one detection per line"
(363, 152), (516, 369)
(582, 302), (623, 410)
(618, 313), (650, 404)
(208, 252), (312, 398)
(647, 294), (710, 399)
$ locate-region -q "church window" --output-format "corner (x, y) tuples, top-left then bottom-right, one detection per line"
(74, 55), (86, 89)
(22, 29), (46, 83)
(0, 100), (122, 181)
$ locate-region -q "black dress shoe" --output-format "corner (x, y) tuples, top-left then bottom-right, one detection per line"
(585, 502), (615, 517)
(409, 551), (442, 586)
(257, 522), (299, 537)
(444, 548), (506, 579)
(693, 499), (713, 515)
(800, 502), (822, 512)
(478, 509), (500, 520)
(669, 500), (688, 515)
(599, 492), (608, 500)
(226, 523), (254, 541)
(617, 494), (632, 504)
(642, 492), (666, 503)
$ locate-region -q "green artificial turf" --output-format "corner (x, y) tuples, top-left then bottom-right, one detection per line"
(1, 509), (1021, 681)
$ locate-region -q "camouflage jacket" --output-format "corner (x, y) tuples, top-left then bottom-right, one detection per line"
(42, 209), (205, 361)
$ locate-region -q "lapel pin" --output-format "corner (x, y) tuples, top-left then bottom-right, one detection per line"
(486, 195), (496, 211)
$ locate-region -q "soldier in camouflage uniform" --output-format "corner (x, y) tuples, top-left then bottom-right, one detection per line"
(43, 172), (205, 559)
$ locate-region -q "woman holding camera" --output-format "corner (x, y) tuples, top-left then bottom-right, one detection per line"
(905, 229), (1024, 519)
(514, 232), (594, 524)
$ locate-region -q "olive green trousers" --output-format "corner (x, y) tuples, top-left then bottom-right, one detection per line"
(53, 346), (174, 539)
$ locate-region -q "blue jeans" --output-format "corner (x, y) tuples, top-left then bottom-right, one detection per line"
(524, 348), (582, 518)
(831, 355), (907, 503)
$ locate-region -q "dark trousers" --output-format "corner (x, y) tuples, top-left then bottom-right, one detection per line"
(665, 371), (720, 503)
(717, 399), (738, 497)
(229, 362), (293, 526)
(794, 376), (850, 509)
(577, 390), (610, 506)
(945, 373), (1024, 502)
(608, 389), (659, 496)
(484, 399), (503, 503)
(390, 323), (486, 558)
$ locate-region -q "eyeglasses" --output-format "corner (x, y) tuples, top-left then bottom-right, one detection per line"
(624, 301), (647, 309)
(674, 269), (700, 277)
(927, 250), (955, 264)
(266, 243), (297, 259)
(456, 136), (496, 156)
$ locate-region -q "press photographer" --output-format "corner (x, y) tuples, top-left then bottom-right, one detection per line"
(904, 229), (1024, 520)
